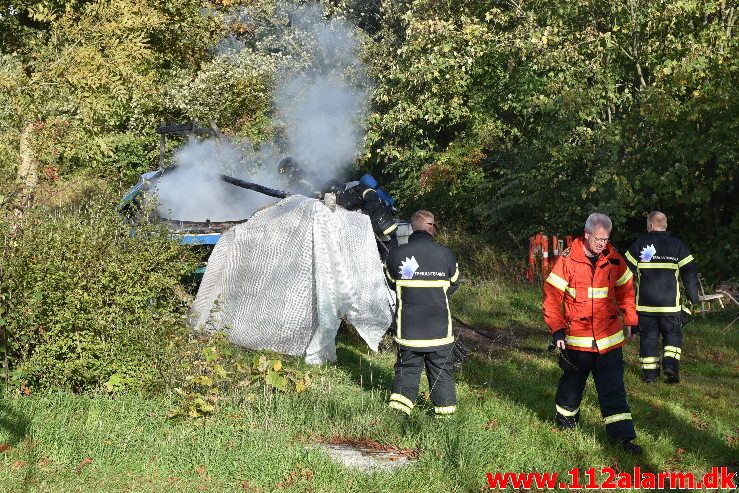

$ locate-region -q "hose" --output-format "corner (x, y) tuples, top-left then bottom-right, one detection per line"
(451, 314), (545, 354)
(219, 174), (291, 199)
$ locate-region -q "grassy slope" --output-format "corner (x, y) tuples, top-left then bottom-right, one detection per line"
(0, 282), (736, 492)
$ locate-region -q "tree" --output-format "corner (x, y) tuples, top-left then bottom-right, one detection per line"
(0, 0), (224, 188)
(361, 0), (737, 278)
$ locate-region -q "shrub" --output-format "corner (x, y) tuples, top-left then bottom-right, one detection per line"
(168, 328), (312, 419)
(436, 228), (525, 283)
(0, 187), (197, 392)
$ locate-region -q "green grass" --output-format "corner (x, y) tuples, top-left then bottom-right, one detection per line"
(0, 281), (737, 492)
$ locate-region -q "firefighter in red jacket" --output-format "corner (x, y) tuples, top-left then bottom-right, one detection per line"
(543, 213), (642, 454)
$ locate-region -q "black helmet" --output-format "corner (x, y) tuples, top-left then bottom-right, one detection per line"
(322, 179), (346, 195)
(277, 157), (299, 175)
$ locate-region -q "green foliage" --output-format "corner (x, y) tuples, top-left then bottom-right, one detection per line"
(169, 328), (311, 419)
(164, 49), (276, 141)
(98, 133), (163, 184)
(0, 188), (198, 392)
(436, 228), (523, 283)
(0, 0), (225, 181)
(363, 2), (501, 227)
(2, 0), (737, 279)
(360, 0), (738, 279)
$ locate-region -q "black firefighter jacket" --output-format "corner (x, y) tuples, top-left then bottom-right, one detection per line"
(625, 231), (700, 316)
(385, 231), (459, 350)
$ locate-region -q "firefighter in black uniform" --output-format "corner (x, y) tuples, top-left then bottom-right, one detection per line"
(277, 157), (322, 198)
(277, 158), (399, 259)
(625, 211), (699, 383)
(384, 210), (460, 416)
(328, 180), (398, 259)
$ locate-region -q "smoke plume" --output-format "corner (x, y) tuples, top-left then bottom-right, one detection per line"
(149, 3), (370, 222)
(276, 4), (370, 183)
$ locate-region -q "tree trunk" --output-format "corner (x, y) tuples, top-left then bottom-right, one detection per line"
(17, 123), (37, 208)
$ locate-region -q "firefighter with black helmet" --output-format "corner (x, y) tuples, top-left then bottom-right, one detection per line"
(277, 157), (321, 198)
(625, 211), (699, 384)
(327, 180), (398, 259)
(277, 156), (398, 258)
(385, 210), (459, 417)
(543, 213), (642, 454)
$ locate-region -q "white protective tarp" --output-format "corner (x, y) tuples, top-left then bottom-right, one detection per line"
(190, 195), (394, 364)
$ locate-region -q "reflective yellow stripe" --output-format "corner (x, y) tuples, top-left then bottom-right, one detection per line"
(641, 363), (659, 369)
(604, 413), (632, 424)
(384, 267), (394, 283)
(388, 401), (411, 415)
(556, 405), (579, 417)
(681, 305), (692, 315)
(639, 356), (660, 363)
(615, 269), (633, 286)
(450, 264), (459, 283)
(395, 282), (453, 346)
(664, 346), (682, 360)
(596, 330), (625, 350)
(589, 287), (609, 298)
(625, 251), (637, 266)
(390, 393), (414, 408)
(394, 336), (455, 347)
(545, 272), (569, 292)
(638, 262), (678, 269)
(561, 286), (610, 298)
(675, 268), (681, 308)
(435, 405), (456, 415)
(444, 285), (452, 339)
(382, 223), (397, 235)
(395, 280), (450, 288)
(362, 187), (375, 198)
(637, 305), (680, 313)
(677, 255), (694, 268)
(396, 285), (403, 338)
(566, 335), (594, 348)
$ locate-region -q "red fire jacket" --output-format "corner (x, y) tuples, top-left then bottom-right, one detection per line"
(543, 237), (638, 353)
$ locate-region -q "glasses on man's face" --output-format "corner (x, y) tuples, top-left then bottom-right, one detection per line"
(427, 222), (437, 229)
(588, 235), (609, 245)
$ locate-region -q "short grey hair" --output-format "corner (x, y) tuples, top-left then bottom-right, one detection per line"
(584, 213), (612, 233)
(647, 211), (667, 230)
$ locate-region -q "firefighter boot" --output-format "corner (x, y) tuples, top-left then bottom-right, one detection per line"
(664, 367), (680, 384)
(643, 368), (659, 383)
(619, 439), (644, 455)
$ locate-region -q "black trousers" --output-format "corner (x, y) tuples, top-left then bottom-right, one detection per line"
(555, 346), (636, 441)
(638, 314), (683, 379)
(389, 346), (457, 415)
(377, 232), (398, 261)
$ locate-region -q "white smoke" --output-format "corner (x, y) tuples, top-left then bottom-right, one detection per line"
(152, 139), (283, 222)
(149, 3), (370, 222)
(275, 4), (370, 182)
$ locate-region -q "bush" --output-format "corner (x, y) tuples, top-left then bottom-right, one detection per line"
(0, 187), (198, 392)
(435, 228), (525, 283)
(168, 328), (312, 419)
